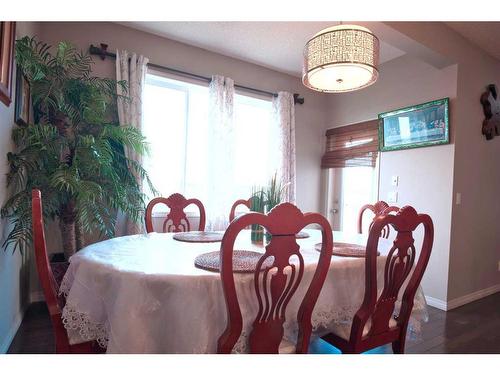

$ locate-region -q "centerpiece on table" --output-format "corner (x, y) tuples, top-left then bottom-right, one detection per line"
(1, 37), (155, 260)
(250, 173), (289, 244)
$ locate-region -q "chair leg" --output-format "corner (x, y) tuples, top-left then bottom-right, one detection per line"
(392, 338), (406, 354)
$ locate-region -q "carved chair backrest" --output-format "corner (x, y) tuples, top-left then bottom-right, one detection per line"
(32, 189), (71, 352)
(229, 197), (253, 222)
(350, 206), (433, 343)
(358, 201), (399, 239)
(145, 193), (206, 233)
(217, 203), (333, 354)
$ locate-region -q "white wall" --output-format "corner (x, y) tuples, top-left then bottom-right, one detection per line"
(0, 22), (40, 353)
(325, 54), (458, 302)
(385, 22), (500, 305)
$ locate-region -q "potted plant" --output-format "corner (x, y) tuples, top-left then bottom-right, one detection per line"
(1, 37), (155, 260)
(250, 173), (289, 244)
(250, 187), (266, 243)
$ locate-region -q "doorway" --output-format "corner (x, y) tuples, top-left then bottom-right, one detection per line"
(327, 163), (379, 232)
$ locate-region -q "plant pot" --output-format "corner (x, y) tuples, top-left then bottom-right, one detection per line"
(251, 225), (264, 245)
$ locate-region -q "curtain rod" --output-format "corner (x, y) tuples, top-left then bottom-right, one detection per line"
(89, 44), (305, 105)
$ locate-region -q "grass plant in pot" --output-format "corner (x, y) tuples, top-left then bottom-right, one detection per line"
(250, 173), (289, 244)
(1, 36), (154, 261)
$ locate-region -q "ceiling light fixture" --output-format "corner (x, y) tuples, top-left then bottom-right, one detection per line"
(302, 24), (379, 93)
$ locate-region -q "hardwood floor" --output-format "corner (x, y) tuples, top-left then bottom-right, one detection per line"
(7, 292), (500, 354)
(8, 302), (55, 354)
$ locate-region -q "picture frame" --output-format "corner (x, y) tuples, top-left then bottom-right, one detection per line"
(15, 66), (31, 125)
(378, 98), (450, 152)
(0, 22), (16, 106)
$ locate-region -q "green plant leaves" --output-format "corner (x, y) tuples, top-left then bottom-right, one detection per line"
(2, 36), (155, 253)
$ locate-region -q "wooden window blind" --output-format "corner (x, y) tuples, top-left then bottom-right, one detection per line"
(321, 120), (379, 168)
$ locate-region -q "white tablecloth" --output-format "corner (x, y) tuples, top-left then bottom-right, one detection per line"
(59, 229), (428, 353)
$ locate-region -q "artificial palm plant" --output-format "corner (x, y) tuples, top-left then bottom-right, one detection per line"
(1, 36), (154, 259)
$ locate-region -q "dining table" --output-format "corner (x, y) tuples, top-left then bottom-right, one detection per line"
(59, 228), (429, 354)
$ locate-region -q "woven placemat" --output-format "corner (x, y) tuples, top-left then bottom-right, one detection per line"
(295, 231), (310, 239)
(314, 242), (380, 257)
(194, 250), (273, 273)
(173, 231), (224, 243)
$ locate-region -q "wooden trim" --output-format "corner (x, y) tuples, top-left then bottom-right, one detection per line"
(0, 22), (16, 106)
(447, 284), (500, 311)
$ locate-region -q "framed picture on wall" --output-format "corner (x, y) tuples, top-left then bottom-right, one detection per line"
(15, 66), (31, 125)
(378, 97), (450, 152)
(0, 22), (16, 106)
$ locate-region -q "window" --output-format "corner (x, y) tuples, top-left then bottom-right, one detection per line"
(142, 73), (278, 210)
(323, 120), (380, 231)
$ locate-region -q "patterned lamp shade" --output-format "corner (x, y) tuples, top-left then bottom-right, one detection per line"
(302, 24), (379, 93)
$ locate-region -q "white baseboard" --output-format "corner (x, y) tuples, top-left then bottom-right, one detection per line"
(0, 311), (24, 354)
(425, 283), (500, 311)
(447, 284), (500, 310)
(424, 295), (448, 311)
(30, 291), (45, 303)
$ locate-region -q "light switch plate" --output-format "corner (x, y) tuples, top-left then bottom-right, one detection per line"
(387, 191), (398, 203)
(391, 175), (399, 186)
(456, 193), (462, 205)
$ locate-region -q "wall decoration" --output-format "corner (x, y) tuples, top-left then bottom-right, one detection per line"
(480, 84), (500, 140)
(14, 67), (30, 125)
(0, 22), (16, 106)
(378, 98), (449, 152)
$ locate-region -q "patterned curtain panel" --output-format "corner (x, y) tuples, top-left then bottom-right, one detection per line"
(321, 120), (379, 168)
(206, 75), (235, 230)
(273, 92), (296, 203)
(116, 50), (149, 235)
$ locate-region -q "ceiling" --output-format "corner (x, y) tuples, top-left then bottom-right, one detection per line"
(446, 22), (500, 62)
(120, 22), (406, 77)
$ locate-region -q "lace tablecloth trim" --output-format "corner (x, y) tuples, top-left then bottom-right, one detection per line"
(61, 302), (109, 348)
(232, 332), (249, 354)
(59, 267), (74, 298)
(311, 306), (357, 331)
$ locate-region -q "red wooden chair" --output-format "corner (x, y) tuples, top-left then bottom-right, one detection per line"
(228, 197), (253, 222)
(31, 189), (103, 354)
(321, 205), (434, 354)
(145, 193), (206, 233)
(358, 200), (399, 239)
(217, 203), (334, 354)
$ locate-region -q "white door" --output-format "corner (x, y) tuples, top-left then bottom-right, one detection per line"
(327, 165), (379, 233)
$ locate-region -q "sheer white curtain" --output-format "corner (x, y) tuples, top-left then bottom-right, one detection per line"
(116, 50), (149, 235)
(273, 91), (296, 203)
(206, 75), (235, 230)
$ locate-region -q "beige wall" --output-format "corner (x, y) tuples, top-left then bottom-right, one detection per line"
(325, 55), (458, 302)
(0, 22), (40, 353)
(386, 22), (500, 303)
(34, 21), (328, 253)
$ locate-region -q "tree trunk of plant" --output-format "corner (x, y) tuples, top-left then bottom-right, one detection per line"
(75, 218), (85, 251)
(59, 200), (76, 260)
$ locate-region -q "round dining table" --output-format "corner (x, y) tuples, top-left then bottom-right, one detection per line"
(59, 229), (428, 353)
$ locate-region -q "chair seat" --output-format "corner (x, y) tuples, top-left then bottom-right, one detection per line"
(329, 317), (398, 341)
